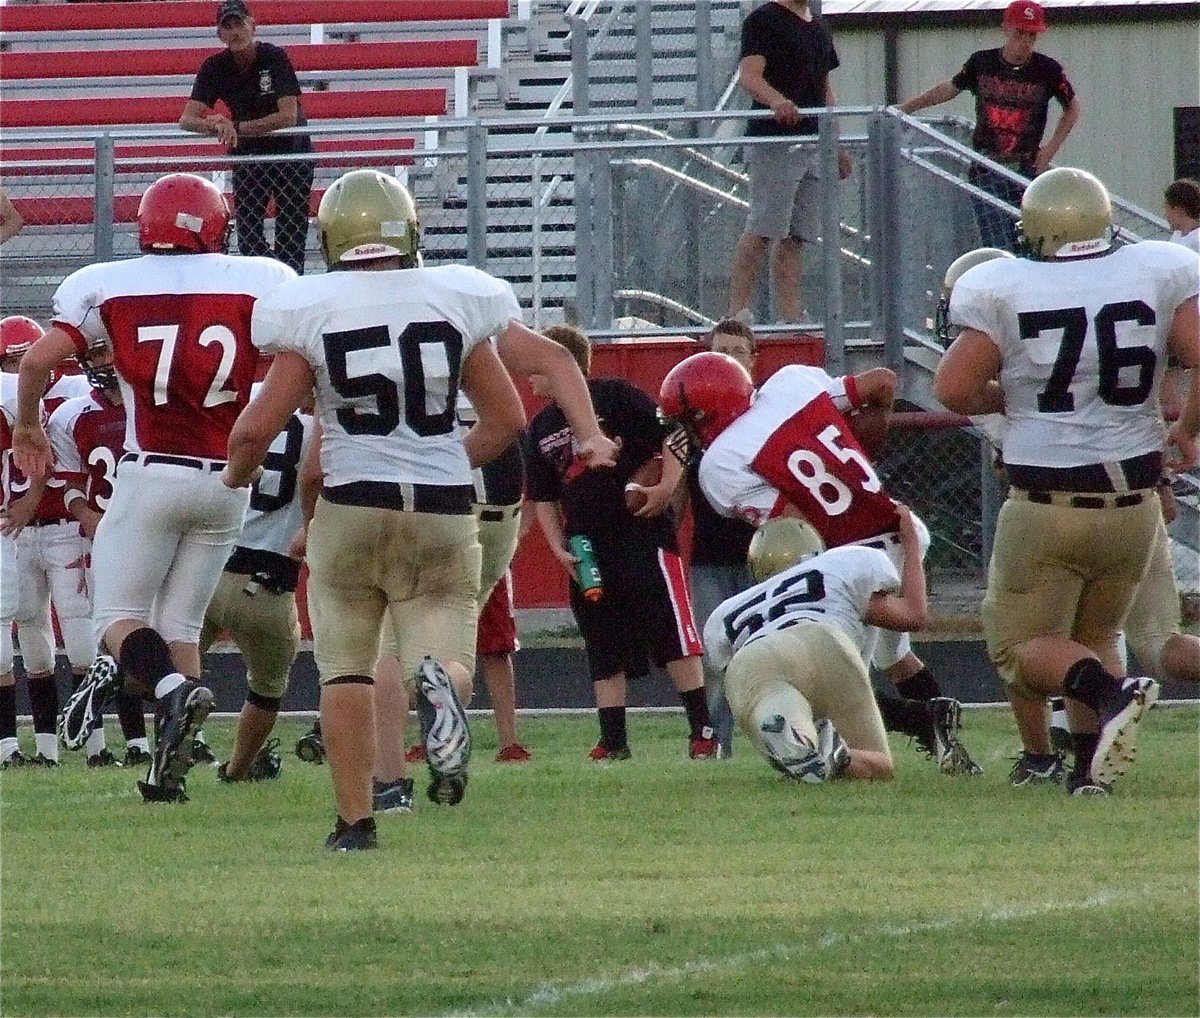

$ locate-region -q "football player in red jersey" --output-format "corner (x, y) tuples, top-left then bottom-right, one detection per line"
(47, 337), (150, 768)
(0, 315), (89, 768)
(660, 351), (982, 775)
(12, 172), (296, 802)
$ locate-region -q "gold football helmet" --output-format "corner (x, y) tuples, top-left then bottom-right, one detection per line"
(318, 169), (421, 269)
(934, 247), (1015, 344)
(1018, 167), (1112, 259)
(747, 517), (826, 584)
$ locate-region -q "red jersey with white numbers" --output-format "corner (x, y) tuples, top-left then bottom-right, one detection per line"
(699, 364), (898, 546)
(48, 391), (127, 516)
(4, 371), (91, 522)
(51, 253), (295, 459)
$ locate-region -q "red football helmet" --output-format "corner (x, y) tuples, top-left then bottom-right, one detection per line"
(137, 172), (231, 254)
(658, 351), (754, 461)
(0, 315), (45, 369)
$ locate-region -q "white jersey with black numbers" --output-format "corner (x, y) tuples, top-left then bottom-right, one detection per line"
(239, 383), (315, 556)
(252, 264), (521, 488)
(703, 544), (900, 673)
(950, 241), (1199, 469)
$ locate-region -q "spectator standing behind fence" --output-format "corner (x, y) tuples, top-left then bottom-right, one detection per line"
(727, 0), (853, 326)
(180, 1), (314, 275)
(1164, 178), (1200, 253)
(899, 0), (1080, 252)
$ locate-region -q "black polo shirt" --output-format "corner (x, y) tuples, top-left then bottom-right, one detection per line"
(524, 377), (677, 558)
(190, 41), (313, 156)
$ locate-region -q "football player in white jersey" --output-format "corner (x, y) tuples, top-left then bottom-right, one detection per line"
(705, 507), (929, 782)
(200, 385), (315, 785)
(934, 167), (1200, 795)
(939, 246), (1200, 787)
(226, 169), (615, 850)
(48, 336), (152, 768)
(661, 352), (981, 774)
(12, 172), (297, 803)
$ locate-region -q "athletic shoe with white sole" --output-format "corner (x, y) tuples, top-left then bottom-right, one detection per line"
(1009, 752), (1065, 787)
(415, 656), (471, 806)
(758, 714), (827, 783)
(1092, 676), (1159, 786)
(138, 680), (213, 804)
(373, 776), (415, 814)
(59, 654), (121, 750)
(816, 718), (852, 780)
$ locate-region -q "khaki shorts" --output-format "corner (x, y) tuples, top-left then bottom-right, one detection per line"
(476, 503), (522, 604)
(308, 499), (481, 684)
(745, 140), (821, 242)
(1123, 514), (1180, 676)
(983, 493), (1159, 695)
(200, 570), (299, 700)
(725, 621), (889, 755)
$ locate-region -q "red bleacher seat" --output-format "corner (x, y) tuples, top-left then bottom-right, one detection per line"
(0, 1), (509, 33)
(13, 188), (337, 227)
(2, 89), (446, 128)
(0, 40), (478, 81)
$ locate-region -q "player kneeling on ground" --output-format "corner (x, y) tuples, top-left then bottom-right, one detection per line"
(704, 506), (931, 782)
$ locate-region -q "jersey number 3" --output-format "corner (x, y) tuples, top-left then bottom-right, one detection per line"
(1019, 301), (1156, 413)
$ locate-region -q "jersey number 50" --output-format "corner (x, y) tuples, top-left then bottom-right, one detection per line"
(323, 322), (463, 437)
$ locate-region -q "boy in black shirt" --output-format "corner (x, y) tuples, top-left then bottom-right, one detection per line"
(900, 0), (1081, 250)
(180, 0), (315, 273)
(524, 326), (716, 760)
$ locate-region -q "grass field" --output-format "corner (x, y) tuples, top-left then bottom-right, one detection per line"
(2, 706), (1197, 1017)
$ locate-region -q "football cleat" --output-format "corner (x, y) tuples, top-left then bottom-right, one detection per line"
(294, 722), (325, 764)
(1009, 752), (1066, 787)
(217, 739), (283, 783)
(405, 743), (428, 764)
(588, 742), (631, 762)
(87, 748), (122, 768)
(123, 745), (152, 768)
(1067, 770), (1112, 797)
(30, 753), (60, 768)
(1092, 677), (1159, 786)
(758, 714), (827, 783)
(191, 735), (218, 767)
(689, 727), (718, 759)
(415, 656), (471, 804)
(60, 654), (122, 750)
(142, 680), (213, 802)
(0, 750), (32, 770)
(495, 743), (532, 763)
(324, 816), (378, 852)
(816, 718), (852, 780)
(373, 776), (415, 814)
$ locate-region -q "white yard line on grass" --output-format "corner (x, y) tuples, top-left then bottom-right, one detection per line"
(446, 885), (1165, 1017)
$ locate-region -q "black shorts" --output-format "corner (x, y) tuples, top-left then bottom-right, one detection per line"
(570, 544), (704, 682)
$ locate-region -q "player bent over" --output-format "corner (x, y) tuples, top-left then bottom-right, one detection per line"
(705, 507), (930, 781)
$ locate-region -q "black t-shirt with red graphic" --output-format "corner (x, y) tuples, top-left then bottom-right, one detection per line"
(952, 48), (1075, 170)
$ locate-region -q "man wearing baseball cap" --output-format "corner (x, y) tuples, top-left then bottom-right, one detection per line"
(179, 1), (315, 274)
(899, 0), (1082, 250)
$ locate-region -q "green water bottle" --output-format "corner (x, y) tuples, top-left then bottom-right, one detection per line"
(567, 534), (604, 602)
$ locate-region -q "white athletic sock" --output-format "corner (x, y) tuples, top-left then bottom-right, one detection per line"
(35, 732), (59, 760)
(85, 726), (107, 757)
(154, 674), (188, 700)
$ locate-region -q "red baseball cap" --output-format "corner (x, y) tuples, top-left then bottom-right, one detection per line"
(1004, 0), (1048, 32)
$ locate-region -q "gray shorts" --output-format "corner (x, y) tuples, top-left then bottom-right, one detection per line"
(744, 140), (820, 242)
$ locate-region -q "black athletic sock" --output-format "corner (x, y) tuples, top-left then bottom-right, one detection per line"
(875, 691), (926, 736)
(117, 627), (175, 700)
(597, 705), (627, 750)
(1071, 730), (1100, 777)
(1062, 658), (1117, 712)
(27, 673), (59, 735)
(115, 691), (147, 742)
(895, 666), (941, 701)
(679, 687), (712, 738)
(0, 685), (17, 740)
